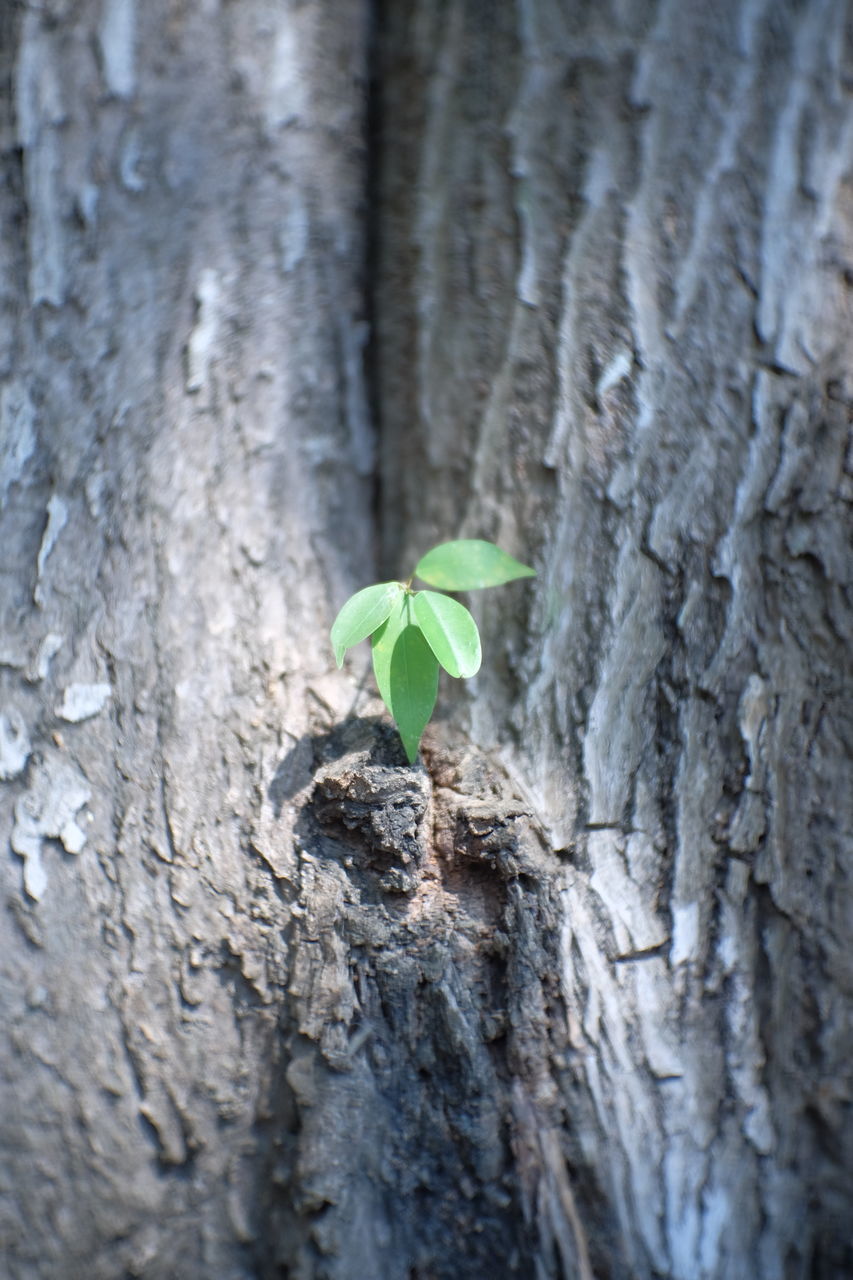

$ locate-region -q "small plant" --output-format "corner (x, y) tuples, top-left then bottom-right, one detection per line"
(331, 539), (536, 763)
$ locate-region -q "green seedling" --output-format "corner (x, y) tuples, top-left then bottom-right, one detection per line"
(331, 539), (536, 763)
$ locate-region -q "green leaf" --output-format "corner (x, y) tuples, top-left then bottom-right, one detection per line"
(331, 582), (403, 667)
(372, 596), (439, 763)
(371, 594), (408, 712)
(389, 622), (439, 763)
(413, 591), (481, 679)
(414, 539), (536, 591)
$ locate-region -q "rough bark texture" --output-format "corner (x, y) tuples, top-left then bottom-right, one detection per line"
(1, 2), (375, 1275)
(1, 2), (851, 1279)
(374, 2), (853, 1278)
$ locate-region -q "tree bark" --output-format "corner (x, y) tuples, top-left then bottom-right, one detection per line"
(374, 3), (853, 1277)
(1, 2), (851, 1279)
(1, 2), (375, 1275)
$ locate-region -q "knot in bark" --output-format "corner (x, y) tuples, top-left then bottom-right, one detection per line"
(312, 755), (431, 894)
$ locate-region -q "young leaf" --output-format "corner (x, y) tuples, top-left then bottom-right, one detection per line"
(371, 594), (408, 713)
(389, 624), (439, 764)
(372, 596), (439, 762)
(413, 590), (481, 679)
(331, 581), (403, 667)
(414, 539), (536, 591)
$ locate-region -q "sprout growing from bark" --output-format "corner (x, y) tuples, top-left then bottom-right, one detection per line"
(331, 540), (536, 762)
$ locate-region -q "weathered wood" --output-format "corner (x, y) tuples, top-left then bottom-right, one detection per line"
(263, 712), (587, 1278)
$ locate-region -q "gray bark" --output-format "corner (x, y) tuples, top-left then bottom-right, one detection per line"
(1, 2), (851, 1279)
(375, 3), (853, 1278)
(1, 2), (375, 1275)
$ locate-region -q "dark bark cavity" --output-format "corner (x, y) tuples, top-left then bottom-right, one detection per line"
(254, 717), (606, 1279)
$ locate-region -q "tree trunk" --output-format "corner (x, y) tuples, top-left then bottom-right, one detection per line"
(2, 3), (851, 1279)
(1, 2), (375, 1275)
(374, 3), (853, 1277)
